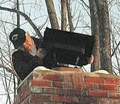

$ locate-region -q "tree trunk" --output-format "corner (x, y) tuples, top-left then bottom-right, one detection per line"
(89, 0), (100, 71)
(45, 0), (59, 29)
(61, 0), (67, 31)
(95, 0), (112, 73)
(66, 0), (74, 32)
(16, 0), (20, 28)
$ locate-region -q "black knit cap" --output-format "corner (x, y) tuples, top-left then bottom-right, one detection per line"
(9, 28), (26, 49)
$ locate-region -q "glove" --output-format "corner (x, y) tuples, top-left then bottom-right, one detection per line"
(36, 48), (46, 59)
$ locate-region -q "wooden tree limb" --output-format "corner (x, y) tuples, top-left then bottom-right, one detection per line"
(61, 0), (67, 31)
(111, 41), (120, 57)
(0, 6), (43, 39)
(66, 0), (74, 32)
(45, 0), (59, 29)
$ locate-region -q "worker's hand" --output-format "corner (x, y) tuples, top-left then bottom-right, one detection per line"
(36, 48), (46, 59)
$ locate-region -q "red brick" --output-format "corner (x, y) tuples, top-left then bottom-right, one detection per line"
(98, 84), (117, 91)
(78, 97), (97, 104)
(14, 68), (120, 104)
(63, 82), (73, 88)
(21, 98), (29, 104)
(31, 80), (52, 87)
(62, 74), (72, 82)
(30, 94), (52, 103)
(63, 74), (82, 82)
(53, 81), (63, 88)
(71, 74), (82, 82)
(53, 81), (73, 88)
(64, 96), (78, 103)
(43, 74), (62, 81)
(85, 77), (104, 83)
(105, 78), (120, 84)
(52, 95), (78, 103)
(42, 87), (62, 95)
(52, 95), (65, 102)
(109, 92), (120, 98)
(73, 82), (93, 89)
(63, 88), (88, 96)
(17, 84), (31, 103)
(98, 98), (120, 104)
(89, 90), (108, 97)
(18, 93), (25, 103)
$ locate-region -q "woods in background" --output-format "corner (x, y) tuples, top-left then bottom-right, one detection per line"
(0, 0), (119, 103)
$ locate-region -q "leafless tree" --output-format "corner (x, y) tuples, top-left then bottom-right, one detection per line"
(45, 0), (59, 29)
(0, 0), (119, 103)
(89, 0), (100, 71)
(95, 0), (112, 73)
(61, 0), (67, 30)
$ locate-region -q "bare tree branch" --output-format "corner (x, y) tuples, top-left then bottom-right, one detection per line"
(66, 0), (74, 31)
(0, 6), (43, 39)
(61, 0), (67, 31)
(111, 41), (120, 57)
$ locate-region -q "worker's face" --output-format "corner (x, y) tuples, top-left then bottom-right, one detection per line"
(22, 33), (33, 52)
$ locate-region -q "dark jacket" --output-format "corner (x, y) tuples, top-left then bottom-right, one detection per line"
(12, 37), (42, 80)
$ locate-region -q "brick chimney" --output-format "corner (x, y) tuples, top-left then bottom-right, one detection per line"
(13, 67), (120, 104)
